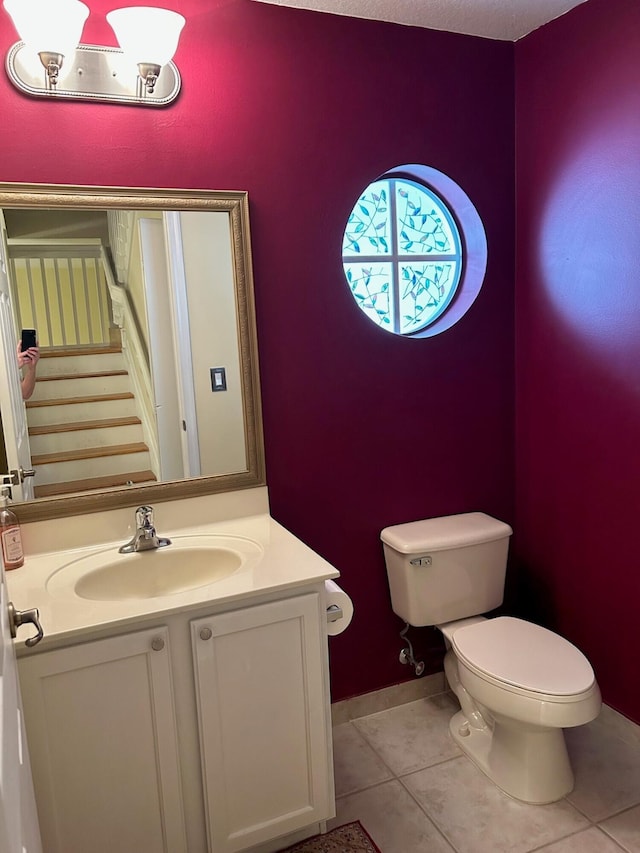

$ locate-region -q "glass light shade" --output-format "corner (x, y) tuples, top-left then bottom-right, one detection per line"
(3, 0), (89, 58)
(107, 6), (185, 66)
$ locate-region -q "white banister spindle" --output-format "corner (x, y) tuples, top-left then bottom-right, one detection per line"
(52, 257), (67, 345)
(38, 257), (54, 347)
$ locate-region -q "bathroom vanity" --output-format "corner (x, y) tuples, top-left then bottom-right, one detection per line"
(8, 492), (341, 853)
(1, 183), (343, 852)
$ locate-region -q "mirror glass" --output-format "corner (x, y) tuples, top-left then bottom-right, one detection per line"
(0, 183), (265, 523)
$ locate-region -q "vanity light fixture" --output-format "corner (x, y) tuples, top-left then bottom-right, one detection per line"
(3, 0), (185, 106)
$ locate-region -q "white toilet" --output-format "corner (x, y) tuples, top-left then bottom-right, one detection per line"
(381, 512), (601, 804)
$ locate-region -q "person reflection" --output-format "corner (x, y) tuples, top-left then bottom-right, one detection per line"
(17, 341), (40, 400)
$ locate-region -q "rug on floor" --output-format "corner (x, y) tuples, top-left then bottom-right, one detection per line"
(278, 821), (381, 853)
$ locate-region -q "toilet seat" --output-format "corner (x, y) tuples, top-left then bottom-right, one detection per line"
(451, 616), (595, 698)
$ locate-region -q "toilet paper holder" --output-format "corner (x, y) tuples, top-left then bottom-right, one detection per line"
(326, 604), (343, 623)
(324, 579), (353, 636)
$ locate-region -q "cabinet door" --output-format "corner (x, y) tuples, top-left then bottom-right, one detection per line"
(18, 627), (187, 853)
(192, 594), (332, 853)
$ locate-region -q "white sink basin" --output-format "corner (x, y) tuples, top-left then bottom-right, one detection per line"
(46, 535), (263, 601)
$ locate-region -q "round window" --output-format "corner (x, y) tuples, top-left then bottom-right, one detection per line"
(342, 165), (487, 338)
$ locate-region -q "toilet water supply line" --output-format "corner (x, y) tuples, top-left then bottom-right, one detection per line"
(398, 623), (425, 676)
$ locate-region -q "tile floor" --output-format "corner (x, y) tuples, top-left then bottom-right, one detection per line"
(329, 691), (640, 852)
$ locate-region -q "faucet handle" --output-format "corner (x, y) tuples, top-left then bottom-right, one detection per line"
(136, 505), (155, 529)
(119, 505), (170, 553)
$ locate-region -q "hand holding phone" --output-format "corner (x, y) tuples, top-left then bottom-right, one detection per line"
(21, 329), (37, 353)
(17, 330), (39, 400)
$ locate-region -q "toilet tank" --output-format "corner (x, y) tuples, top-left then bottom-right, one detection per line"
(381, 512), (513, 627)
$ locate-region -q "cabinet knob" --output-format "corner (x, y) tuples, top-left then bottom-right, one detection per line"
(151, 636), (165, 651)
(199, 627), (212, 641)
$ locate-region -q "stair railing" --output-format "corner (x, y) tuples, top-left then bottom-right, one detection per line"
(100, 246), (160, 479)
(7, 238), (112, 348)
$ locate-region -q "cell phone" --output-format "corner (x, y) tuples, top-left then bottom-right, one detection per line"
(21, 329), (37, 352)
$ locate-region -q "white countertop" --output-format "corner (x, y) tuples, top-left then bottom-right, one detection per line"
(7, 512), (340, 649)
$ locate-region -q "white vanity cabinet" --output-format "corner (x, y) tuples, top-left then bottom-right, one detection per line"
(16, 587), (335, 853)
(17, 626), (187, 853)
(192, 592), (332, 853)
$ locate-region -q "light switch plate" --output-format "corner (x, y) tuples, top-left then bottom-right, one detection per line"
(210, 367), (227, 392)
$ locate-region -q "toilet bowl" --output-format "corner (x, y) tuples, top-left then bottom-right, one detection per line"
(380, 512), (602, 804)
(440, 616), (601, 803)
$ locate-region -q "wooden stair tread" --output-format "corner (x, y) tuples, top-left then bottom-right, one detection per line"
(27, 392), (134, 408)
(37, 370), (129, 382)
(32, 442), (149, 466)
(29, 416), (142, 436)
(40, 345), (122, 358)
(34, 470), (157, 498)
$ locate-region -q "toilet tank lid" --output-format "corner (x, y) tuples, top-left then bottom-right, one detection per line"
(380, 512), (512, 553)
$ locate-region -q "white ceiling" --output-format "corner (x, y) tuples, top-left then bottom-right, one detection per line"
(252, 0), (590, 41)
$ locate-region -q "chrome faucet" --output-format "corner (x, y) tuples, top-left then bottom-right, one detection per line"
(119, 505), (171, 553)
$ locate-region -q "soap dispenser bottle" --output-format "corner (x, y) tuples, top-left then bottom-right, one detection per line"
(0, 489), (24, 570)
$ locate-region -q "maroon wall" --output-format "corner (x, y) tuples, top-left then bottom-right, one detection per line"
(1, 0), (515, 700)
(515, 0), (640, 722)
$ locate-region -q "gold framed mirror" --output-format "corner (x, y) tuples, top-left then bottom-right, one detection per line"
(0, 183), (265, 523)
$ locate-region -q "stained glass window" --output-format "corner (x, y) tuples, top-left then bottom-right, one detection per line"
(343, 176), (465, 335)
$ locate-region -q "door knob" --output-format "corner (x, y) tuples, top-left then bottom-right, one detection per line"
(8, 601), (44, 647)
(3, 468), (36, 486)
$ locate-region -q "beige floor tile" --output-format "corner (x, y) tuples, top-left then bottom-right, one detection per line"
(600, 805), (640, 852)
(534, 826), (627, 852)
(329, 779), (455, 853)
(596, 707), (640, 748)
(332, 723), (393, 797)
(565, 718), (640, 821)
(403, 755), (590, 853)
(353, 695), (461, 775)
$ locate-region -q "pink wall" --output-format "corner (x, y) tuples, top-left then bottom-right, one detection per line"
(515, 0), (640, 722)
(1, 1), (515, 700)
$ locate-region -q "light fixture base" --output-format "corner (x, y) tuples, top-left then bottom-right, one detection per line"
(38, 51), (64, 87)
(137, 61), (161, 95)
(6, 41), (181, 106)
